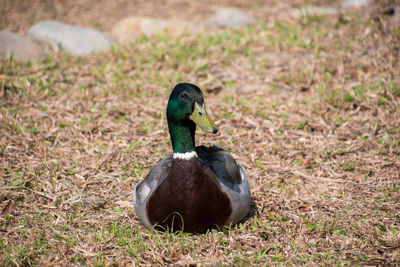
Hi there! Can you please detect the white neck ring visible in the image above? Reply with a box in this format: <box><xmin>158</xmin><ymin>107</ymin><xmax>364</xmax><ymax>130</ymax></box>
<box><xmin>173</xmin><ymin>151</ymin><xmax>198</xmax><ymax>160</ymax></box>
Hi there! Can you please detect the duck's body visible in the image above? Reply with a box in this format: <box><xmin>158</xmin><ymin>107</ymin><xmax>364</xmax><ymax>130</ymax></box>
<box><xmin>134</xmin><ymin>146</ymin><xmax>250</xmax><ymax>233</ymax></box>
<box><xmin>133</xmin><ymin>83</ymin><xmax>250</xmax><ymax>233</ymax></box>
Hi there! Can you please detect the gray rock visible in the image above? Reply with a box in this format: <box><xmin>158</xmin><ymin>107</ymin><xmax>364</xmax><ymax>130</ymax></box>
<box><xmin>0</xmin><ymin>30</ymin><xmax>48</xmax><ymax>62</ymax></box>
<box><xmin>205</xmin><ymin>7</ymin><xmax>256</xmax><ymax>29</ymax></box>
<box><xmin>341</xmin><ymin>0</ymin><xmax>370</xmax><ymax>9</ymax></box>
<box><xmin>28</xmin><ymin>20</ymin><xmax>112</xmax><ymax>56</ymax></box>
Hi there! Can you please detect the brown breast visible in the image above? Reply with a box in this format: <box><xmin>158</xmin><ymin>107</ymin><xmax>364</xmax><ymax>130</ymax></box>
<box><xmin>146</xmin><ymin>157</ymin><xmax>232</xmax><ymax>233</ymax></box>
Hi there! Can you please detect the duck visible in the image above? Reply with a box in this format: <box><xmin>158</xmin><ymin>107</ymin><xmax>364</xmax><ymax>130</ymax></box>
<box><xmin>133</xmin><ymin>83</ymin><xmax>250</xmax><ymax>233</ymax></box>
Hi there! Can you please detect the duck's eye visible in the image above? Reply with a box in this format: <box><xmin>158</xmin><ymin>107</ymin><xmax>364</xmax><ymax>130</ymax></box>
<box><xmin>179</xmin><ymin>93</ymin><xmax>186</xmax><ymax>99</ymax></box>
<box><xmin>198</xmin><ymin>111</ymin><xmax>203</xmax><ymax>116</ymax></box>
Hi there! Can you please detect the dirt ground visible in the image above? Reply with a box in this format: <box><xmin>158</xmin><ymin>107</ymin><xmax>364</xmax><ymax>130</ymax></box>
<box><xmin>1</xmin><ymin>0</ymin><xmax>400</xmax><ymax>266</ymax></box>
<box><xmin>2</xmin><ymin>0</ymin><xmax>336</xmax><ymax>33</ymax></box>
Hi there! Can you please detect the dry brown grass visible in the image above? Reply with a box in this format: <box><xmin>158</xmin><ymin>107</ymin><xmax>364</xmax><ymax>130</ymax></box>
<box><xmin>1</xmin><ymin>0</ymin><xmax>400</xmax><ymax>266</ymax></box>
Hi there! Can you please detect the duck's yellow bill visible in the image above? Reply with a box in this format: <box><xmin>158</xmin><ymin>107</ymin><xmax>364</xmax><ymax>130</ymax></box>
<box><xmin>190</xmin><ymin>102</ymin><xmax>219</xmax><ymax>134</ymax></box>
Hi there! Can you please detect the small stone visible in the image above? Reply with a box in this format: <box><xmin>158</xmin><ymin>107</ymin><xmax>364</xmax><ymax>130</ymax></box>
<box><xmin>112</xmin><ymin>16</ymin><xmax>198</xmax><ymax>45</ymax></box>
<box><xmin>240</xmin><ymin>84</ymin><xmax>259</xmax><ymax>93</ymax></box>
<box><xmin>390</xmin><ymin>7</ymin><xmax>400</xmax><ymax>28</ymax></box>
<box><xmin>0</xmin><ymin>30</ymin><xmax>48</xmax><ymax>62</ymax></box>
<box><xmin>205</xmin><ymin>7</ymin><xmax>256</xmax><ymax>29</ymax></box>
<box><xmin>341</xmin><ymin>0</ymin><xmax>370</xmax><ymax>9</ymax></box>
<box><xmin>288</xmin><ymin>6</ymin><xmax>338</xmax><ymax>18</ymax></box>
<box><xmin>0</xmin><ymin>200</ymin><xmax>16</xmax><ymax>217</ymax></box>
<box><xmin>28</xmin><ymin>20</ymin><xmax>112</xmax><ymax>56</ymax></box>
<box><xmin>36</xmin><ymin>109</ymin><xmax>51</xmax><ymax>119</ymax></box>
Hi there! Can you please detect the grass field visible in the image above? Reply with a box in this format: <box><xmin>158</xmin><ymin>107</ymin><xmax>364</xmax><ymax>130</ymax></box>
<box><xmin>1</xmin><ymin>1</ymin><xmax>400</xmax><ymax>266</ymax></box>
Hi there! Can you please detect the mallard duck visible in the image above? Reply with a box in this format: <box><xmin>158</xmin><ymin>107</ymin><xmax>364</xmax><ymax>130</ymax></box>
<box><xmin>134</xmin><ymin>83</ymin><xmax>250</xmax><ymax>233</ymax></box>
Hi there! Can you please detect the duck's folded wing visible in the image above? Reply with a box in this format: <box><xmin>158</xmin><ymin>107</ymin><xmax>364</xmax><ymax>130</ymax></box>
<box><xmin>195</xmin><ymin>145</ymin><xmax>242</xmax><ymax>189</ymax></box>
<box><xmin>133</xmin><ymin>155</ymin><xmax>172</xmax><ymax>229</ymax></box>
<box><xmin>196</xmin><ymin>145</ymin><xmax>250</xmax><ymax>224</ymax></box>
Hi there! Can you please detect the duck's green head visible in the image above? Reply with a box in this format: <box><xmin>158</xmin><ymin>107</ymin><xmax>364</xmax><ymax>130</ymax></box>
<box><xmin>167</xmin><ymin>83</ymin><xmax>218</xmax><ymax>133</ymax></box>
<box><xmin>167</xmin><ymin>83</ymin><xmax>218</xmax><ymax>153</ymax></box>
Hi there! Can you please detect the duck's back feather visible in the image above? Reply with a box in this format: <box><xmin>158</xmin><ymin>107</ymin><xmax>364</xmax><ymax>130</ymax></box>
<box><xmin>195</xmin><ymin>145</ymin><xmax>242</xmax><ymax>188</ymax></box>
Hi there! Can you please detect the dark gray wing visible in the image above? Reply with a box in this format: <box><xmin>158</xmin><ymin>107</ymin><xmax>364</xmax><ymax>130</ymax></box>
<box><xmin>133</xmin><ymin>155</ymin><xmax>172</xmax><ymax>230</ymax></box>
<box><xmin>141</xmin><ymin>155</ymin><xmax>172</xmax><ymax>186</ymax></box>
<box><xmin>195</xmin><ymin>145</ymin><xmax>242</xmax><ymax>190</ymax></box>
